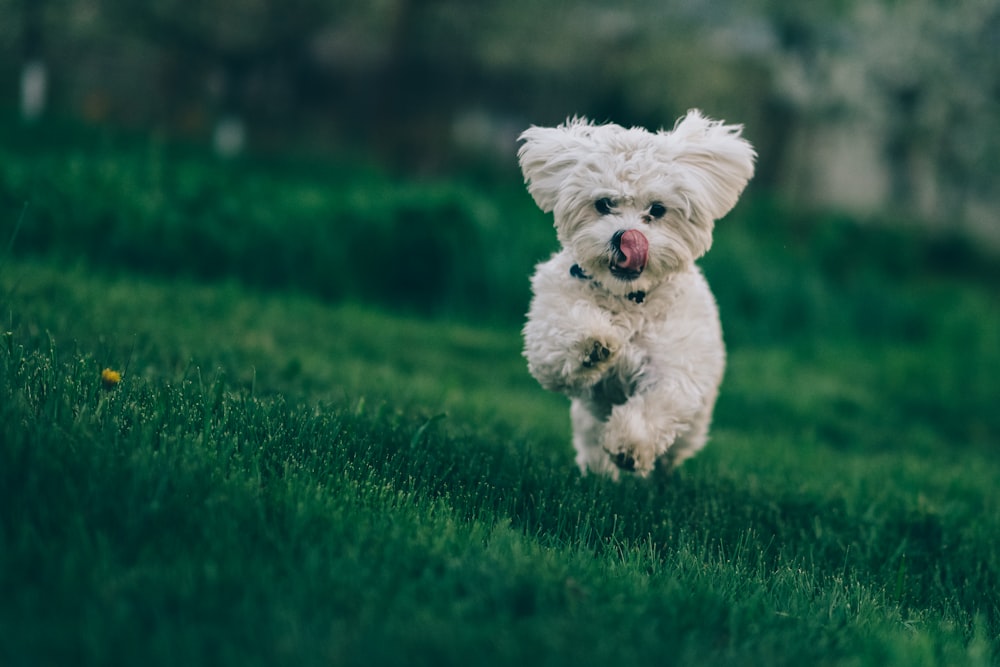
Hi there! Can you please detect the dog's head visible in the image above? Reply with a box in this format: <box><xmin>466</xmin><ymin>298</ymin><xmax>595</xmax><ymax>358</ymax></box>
<box><xmin>518</xmin><ymin>110</ymin><xmax>755</xmax><ymax>296</ymax></box>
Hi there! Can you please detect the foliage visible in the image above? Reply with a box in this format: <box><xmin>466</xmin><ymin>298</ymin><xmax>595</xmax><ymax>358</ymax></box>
<box><xmin>0</xmin><ymin>129</ymin><xmax>553</xmax><ymax>321</ymax></box>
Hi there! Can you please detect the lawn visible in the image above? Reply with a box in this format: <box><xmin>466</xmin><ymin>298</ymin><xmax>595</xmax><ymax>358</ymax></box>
<box><xmin>1</xmin><ymin>129</ymin><xmax>998</xmax><ymax>666</ymax></box>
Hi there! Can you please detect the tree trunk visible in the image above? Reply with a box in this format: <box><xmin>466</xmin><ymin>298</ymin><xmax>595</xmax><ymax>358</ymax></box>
<box><xmin>21</xmin><ymin>0</ymin><xmax>46</xmax><ymax>121</ymax></box>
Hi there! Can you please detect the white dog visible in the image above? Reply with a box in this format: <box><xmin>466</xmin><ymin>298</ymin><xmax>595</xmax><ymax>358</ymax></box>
<box><xmin>518</xmin><ymin>110</ymin><xmax>755</xmax><ymax>478</ymax></box>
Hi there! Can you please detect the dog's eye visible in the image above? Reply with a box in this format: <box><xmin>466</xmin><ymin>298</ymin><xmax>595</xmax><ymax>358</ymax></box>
<box><xmin>649</xmin><ymin>203</ymin><xmax>667</xmax><ymax>219</ymax></box>
<box><xmin>595</xmin><ymin>198</ymin><xmax>615</xmax><ymax>215</ymax></box>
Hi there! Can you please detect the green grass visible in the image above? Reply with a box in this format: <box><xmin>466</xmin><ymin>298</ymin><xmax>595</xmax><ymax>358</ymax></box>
<box><xmin>1</xmin><ymin>129</ymin><xmax>999</xmax><ymax>665</ymax></box>
<box><xmin>2</xmin><ymin>258</ymin><xmax>998</xmax><ymax>667</ymax></box>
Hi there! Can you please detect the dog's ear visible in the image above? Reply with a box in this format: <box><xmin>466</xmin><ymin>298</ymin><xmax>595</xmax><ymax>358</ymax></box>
<box><xmin>661</xmin><ymin>110</ymin><xmax>756</xmax><ymax>223</ymax></box>
<box><xmin>517</xmin><ymin>118</ymin><xmax>593</xmax><ymax>212</ymax></box>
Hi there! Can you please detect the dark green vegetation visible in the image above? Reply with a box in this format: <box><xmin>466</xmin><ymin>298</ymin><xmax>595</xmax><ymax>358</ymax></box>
<box><xmin>1</xmin><ymin>128</ymin><xmax>998</xmax><ymax>666</ymax></box>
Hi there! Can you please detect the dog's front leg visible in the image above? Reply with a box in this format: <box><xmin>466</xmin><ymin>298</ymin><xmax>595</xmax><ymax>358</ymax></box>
<box><xmin>523</xmin><ymin>300</ymin><xmax>625</xmax><ymax>396</ymax></box>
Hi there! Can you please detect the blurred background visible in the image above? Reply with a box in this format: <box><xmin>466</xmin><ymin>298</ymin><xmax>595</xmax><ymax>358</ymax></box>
<box><xmin>3</xmin><ymin>0</ymin><xmax>999</xmax><ymax>248</ymax></box>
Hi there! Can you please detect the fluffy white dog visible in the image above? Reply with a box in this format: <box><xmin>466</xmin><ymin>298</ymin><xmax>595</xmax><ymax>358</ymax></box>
<box><xmin>518</xmin><ymin>110</ymin><xmax>755</xmax><ymax>478</ymax></box>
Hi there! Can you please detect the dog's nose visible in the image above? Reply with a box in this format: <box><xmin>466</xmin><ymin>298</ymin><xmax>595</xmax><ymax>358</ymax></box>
<box><xmin>610</xmin><ymin>229</ymin><xmax>648</xmax><ymax>275</ymax></box>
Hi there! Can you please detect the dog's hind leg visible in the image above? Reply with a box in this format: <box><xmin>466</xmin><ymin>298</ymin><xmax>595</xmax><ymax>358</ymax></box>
<box><xmin>570</xmin><ymin>399</ymin><xmax>619</xmax><ymax>479</ymax></box>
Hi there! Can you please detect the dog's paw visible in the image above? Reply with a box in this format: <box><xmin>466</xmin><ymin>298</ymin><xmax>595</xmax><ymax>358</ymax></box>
<box><xmin>565</xmin><ymin>336</ymin><xmax>621</xmax><ymax>390</ymax></box>
<box><xmin>581</xmin><ymin>340</ymin><xmax>613</xmax><ymax>368</ymax></box>
<box><xmin>578</xmin><ymin>331</ymin><xmax>624</xmax><ymax>372</ymax></box>
<box><xmin>601</xmin><ymin>404</ymin><xmax>667</xmax><ymax>477</ymax></box>
<box><xmin>603</xmin><ymin>440</ymin><xmax>655</xmax><ymax>477</ymax></box>
<box><xmin>610</xmin><ymin>451</ymin><xmax>637</xmax><ymax>472</ymax></box>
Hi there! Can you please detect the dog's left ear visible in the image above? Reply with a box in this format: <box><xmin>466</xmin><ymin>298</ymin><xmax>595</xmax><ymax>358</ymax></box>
<box><xmin>661</xmin><ymin>110</ymin><xmax>757</xmax><ymax>223</ymax></box>
<box><xmin>517</xmin><ymin>118</ymin><xmax>593</xmax><ymax>212</ymax></box>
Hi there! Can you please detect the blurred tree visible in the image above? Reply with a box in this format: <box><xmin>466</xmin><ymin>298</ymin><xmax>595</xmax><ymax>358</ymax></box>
<box><xmin>19</xmin><ymin>0</ymin><xmax>48</xmax><ymax>121</ymax></box>
<box><xmin>762</xmin><ymin>0</ymin><xmax>999</xmax><ymax>234</ymax></box>
<box><xmin>371</xmin><ymin>0</ymin><xmax>467</xmax><ymax>168</ymax></box>
<box><xmin>355</xmin><ymin>0</ymin><xmax>741</xmax><ymax>168</ymax></box>
<box><xmin>115</xmin><ymin>0</ymin><xmax>336</xmax><ymax>155</ymax></box>
<box><xmin>853</xmin><ymin>0</ymin><xmax>1000</xmax><ymax>227</ymax></box>
<box><xmin>752</xmin><ymin>0</ymin><xmax>863</xmax><ymax>197</ymax></box>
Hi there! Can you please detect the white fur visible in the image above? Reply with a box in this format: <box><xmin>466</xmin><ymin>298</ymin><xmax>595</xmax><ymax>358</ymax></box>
<box><xmin>519</xmin><ymin>110</ymin><xmax>756</xmax><ymax>478</ymax></box>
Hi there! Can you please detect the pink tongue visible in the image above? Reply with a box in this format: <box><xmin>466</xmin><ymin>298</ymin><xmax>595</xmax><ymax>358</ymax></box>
<box><xmin>616</xmin><ymin>229</ymin><xmax>648</xmax><ymax>272</ymax></box>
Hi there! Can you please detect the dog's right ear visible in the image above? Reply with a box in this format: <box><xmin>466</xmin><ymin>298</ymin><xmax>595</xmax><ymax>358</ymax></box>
<box><xmin>517</xmin><ymin>118</ymin><xmax>592</xmax><ymax>212</ymax></box>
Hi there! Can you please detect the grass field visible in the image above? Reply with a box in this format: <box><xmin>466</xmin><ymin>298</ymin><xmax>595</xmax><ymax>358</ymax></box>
<box><xmin>1</xmin><ymin>127</ymin><xmax>999</xmax><ymax>666</ymax></box>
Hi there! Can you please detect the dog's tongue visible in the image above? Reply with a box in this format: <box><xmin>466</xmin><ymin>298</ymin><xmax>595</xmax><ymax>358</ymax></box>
<box><xmin>615</xmin><ymin>229</ymin><xmax>649</xmax><ymax>273</ymax></box>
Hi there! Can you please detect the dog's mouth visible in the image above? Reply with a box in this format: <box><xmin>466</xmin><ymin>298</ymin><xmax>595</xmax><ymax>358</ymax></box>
<box><xmin>609</xmin><ymin>264</ymin><xmax>642</xmax><ymax>281</ymax></box>
<box><xmin>609</xmin><ymin>229</ymin><xmax>648</xmax><ymax>281</ymax></box>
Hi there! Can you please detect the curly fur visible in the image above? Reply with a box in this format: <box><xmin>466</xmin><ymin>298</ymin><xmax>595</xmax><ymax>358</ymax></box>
<box><xmin>519</xmin><ymin>110</ymin><xmax>756</xmax><ymax>478</ymax></box>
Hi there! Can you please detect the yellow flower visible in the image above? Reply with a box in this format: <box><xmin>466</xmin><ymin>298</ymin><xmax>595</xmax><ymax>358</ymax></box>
<box><xmin>101</xmin><ymin>368</ymin><xmax>122</xmax><ymax>390</ymax></box>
